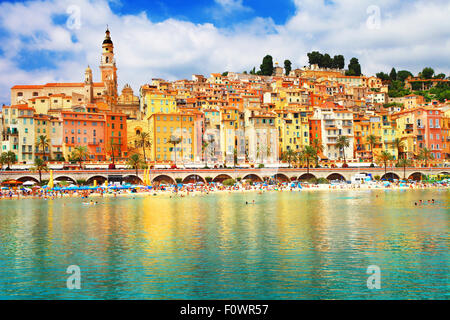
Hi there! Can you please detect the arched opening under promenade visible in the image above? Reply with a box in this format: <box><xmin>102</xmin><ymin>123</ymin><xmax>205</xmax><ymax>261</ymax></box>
<box><xmin>183</xmin><ymin>175</ymin><xmax>206</xmax><ymax>184</ymax></box>
<box><xmin>152</xmin><ymin>175</ymin><xmax>175</xmax><ymax>185</ymax></box>
<box><xmin>298</xmin><ymin>173</ymin><xmax>317</xmax><ymax>182</ymax></box>
<box><xmin>213</xmin><ymin>174</ymin><xmax>233</xmax><ymax>183</ymax></box>
<box><xmin>273</xmin><ymin>173</ymin><xmax>290</xmax><ymax>183</ymax></box>
<box><xmin>123</xmin><ymin>175</ymin><xmax>143</xmax><ymax>185</ymax></box>
<box><xmin>242</xmin><ymin>174</ymin><xmax>263</xmax><ymax>183</ymax></box>
<box><xmin>327</xmin><ymin>173</ymin><xmax>346</xmax><ymax>181</ymax></box>
<box><xmin>408</xmin><ymin>172</ymin><xmax>423</xmax><ymax>182</ymax></box>
<box><xmin>54</xmin><ymin>176</ymin><xmax>77</xmax><ymax>184</ymax></box>
<box><xmin>381</xmin><ymin>172</ymin><xmax>400</xmax><ymax>181</ymax></box>
<box><xmin>86</xmin><ymin>175</ymin><xmax>107</xmax><ymax>185</ymax></box>
<box><xmin>17</xmin><ymin>176</ymin><xmax>40</xmax><ymax>184</ymax></box>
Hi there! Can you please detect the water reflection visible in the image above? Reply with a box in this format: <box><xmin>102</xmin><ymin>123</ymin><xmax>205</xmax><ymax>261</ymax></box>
<box><xmin>0</xmin><ymin>189</ymin><xmax>448</xmax><ymax>299</ymax></box>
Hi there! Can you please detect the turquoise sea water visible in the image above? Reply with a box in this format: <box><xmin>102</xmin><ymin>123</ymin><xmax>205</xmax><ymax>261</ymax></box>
<box><xmin>0</xmin><ymin>189</ymin><xmax>449</xmax><ymax>300</ymax></box>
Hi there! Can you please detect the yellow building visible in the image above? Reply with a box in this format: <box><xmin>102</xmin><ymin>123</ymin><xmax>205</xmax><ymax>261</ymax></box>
<box><xmin>142</xmin><ymin>89</ymin><xmax>177</xmax><ymax>119</ymax></box>
<box><xmin>276</xmin><ymin>110</ymin><xmax>310</xmax><ymax>155</ymax></box>
<box><xmin>149</xmin><ymin>113</ymin><xmax>196</xmax><ymax>163</ymax></box>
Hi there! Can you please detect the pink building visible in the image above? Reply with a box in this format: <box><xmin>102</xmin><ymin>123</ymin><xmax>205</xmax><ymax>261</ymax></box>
<box><xmin>61</xmin><ymin>111</ymin><xmax>107</xmax><ymax>161</ymax></box>
<box><xmin>415</xmin><ymin>108</ymin><xmax>443</xmax><ymax>160</ymax></box>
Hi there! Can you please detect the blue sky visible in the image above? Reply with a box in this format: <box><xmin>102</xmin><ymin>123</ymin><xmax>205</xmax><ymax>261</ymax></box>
<box><xmin>0</xmin><ymin>0</ymin><xmax>449</xmax><ymax>105</ymax></box>
<box><xmin>107</xmin><ymin>0</ymin><xmax>297</xmax><ymax>26</ymax></box>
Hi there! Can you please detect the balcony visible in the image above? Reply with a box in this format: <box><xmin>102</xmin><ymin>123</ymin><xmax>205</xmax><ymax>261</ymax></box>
<box><xmin>405</xmin><ymin>124</ymin><xmax>413</xmax><ymax>130</ymax></box>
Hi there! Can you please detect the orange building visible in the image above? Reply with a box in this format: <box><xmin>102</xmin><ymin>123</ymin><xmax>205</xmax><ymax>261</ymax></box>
<box><xmin>105</xmin><ymin>112</ymin><xmax>128</xmax><ymax>161</ymax></box>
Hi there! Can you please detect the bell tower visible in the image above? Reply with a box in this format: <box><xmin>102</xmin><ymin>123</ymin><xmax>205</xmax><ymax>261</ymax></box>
<box><xmin>84</xmin><ymin>65</ymin><xmax>93</xmax><ymax>103</ymax></box>
<box><xmin>99</xmin><ymin>27</ymin><xmax>118</xmax><ymax>106</ymax></box>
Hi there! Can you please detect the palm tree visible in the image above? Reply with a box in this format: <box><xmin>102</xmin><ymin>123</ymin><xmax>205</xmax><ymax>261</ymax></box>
<box><xmin>71</xmin><ymin>146</ymin><xmax>89</xmax><ymax>169</ymax></box>
<box><xmin>127</xmin><ymin>153</ymin><xmax>144</xmax><ymax>176</ymax></box>
<box><xmin>283</xmin><ymin>149</ymin><xmax>296</xmax><ymax>168</ymax></box>
<box><xmin>336</xmin><ymin>136</ymin><xmax>350</xmax><ymax>164</ymax></box>
<box><xmin>300</xmin><ymin>146</ymin><xmax>317</xmax><ymax>174</ymax></box>
<box><xmin>135</xmin><ymin>131</ymin><xmax>152</xmax><ymax>162</ymax></box>
<box><xmin>169</xmin><ymin>135</ymin><xmax>182</xmax><ymax>164</ymax></box>
<box><xmin>397</xmin><ymin>158</ymin><xmax>412</xmax><ymax>180</ymax></box>
<box><xmin>392</xmin><ymin>137</ymin><xmax>405</xmax><ymax>162</ymax></box>
<box><xmin>0</xmin><ymin>151</ymin><xmax>17</xmax><ymax>169</ymax></box>
<box><xmin>36</xmin><ymin>135</ymin><xmax>50</xmax><ymax>161</ymax></box>
<box><xmin>107</xmin><ymin>137</ymin><xmax>117</xmax><ymax>164</ymax></box>
<box><xmin>377</xmin><ymin>150</ymin><xmax>393</xmax><ymax>177</ymax></box>
<box><xmin>418</xmin><ymin>147</ymin><xmax>433</xmax><ymax>167</ymax></box>
<box><xmin>202</xmin><ymin>140</ymin><xmax>209</xmax><ymax>166</ymax></box>
<box><xmin>32</xmin><ymin>157</ymin><xmax>48</xmax><ymax>185</ymax></box>
<box><xmin>367</xmin><ymin>134</ymin><xmax>377</xmax><ymax>166</ymax></box>
<box><xmin>207</xmin><ymin>136</ymin><xmax>215</xmax><ymax>162</ymax></box>
<box><xmin>311</xmin><ymin>138</ymin><xmax>324</xmax><ymax>166</ymax></box>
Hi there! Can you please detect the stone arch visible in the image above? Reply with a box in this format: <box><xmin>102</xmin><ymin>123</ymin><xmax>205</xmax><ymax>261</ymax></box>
<box><xmin>381</xmin><ymin>172</ymin><xmax>400</xmax><ymax>181</ymax></box>
<box><xmin>273</xmin><ymin>173</ymin><xmax>290</xmax><ymax>182</ymax></box>
<box><xmin>54</xmin><ymin>176</ymin><xmax>77</xmax><ymax>184</ymax></box>
<box><xmin>213</xmin><ymin>174</ymin><xmax>233</xmax><ymax>183</ymax></box>
<box><xmin>123</xmin><ymin>175</ymin><xmax>143</xmax><ymax>185</ymax></box>
<box><xmin>152</xmin><ymin>175</ymin><xmax>175</xmax><ymax>185</ymax></box>
<box><xmin>439</xmin><ymin>171</ymin><xmax>449</xmax><ymax>176</ymax></box>
<box><xmin>183</xmin><ymin>174</ymin><xmax>206</xmax><ymax>184</ymax></box>
<box><xmin>298</xmin><ymin>173</ymin><xmax>317</xmax><ymax>181</ymax></box>
<box><xmin>327</xmin><ymin>173</ymin><xmax>346</xmax><ymax>181</ymax></box>
<box><xmin>86</xmin><ymin>175</ymin><xmax>108</xmax><ymax>185</ymax></box>
<box><xmin>17</xmin><ymin>176</ymin><xmax>40</xmax><ymax>184</ymax></box>
<box><xmin>408</xmin><ymin>172</ymin><xmax>423</xmax><ymax>181</ymax></box>
<box><xmin>242</xmin><ymin>174</ymin><xmax>263</xmax><ymax>182</ymax></box>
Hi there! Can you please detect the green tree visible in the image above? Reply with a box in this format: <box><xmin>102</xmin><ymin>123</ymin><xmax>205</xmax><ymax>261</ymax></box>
<box><xmin>70</xmin><ymin>146</ymin><xmax>89</xmax><ymax>169</ymax></box>
<box><xmin>300</xmin><ymin>146</ymin><xmax>317</xmax><ymax>174</ymax></box>
<box><xmin>397</xmin><ymin>70</ymin><xmax>413</xmax><ymax>82</ymax></box>
<box><xmin>311</xmin><ymin>138</ymin><xmax>324</xmax><ymax>166</ymax></box>
<box><xmin>377</xmin><ymin>150</ymin><xmax>393</xmax><ymax>177</ymax></box>
<box><xmin>127</xmin><ymin>153</ymin><xmax>144</xmax><ymax>176</ymax></box>
<box><xmin>282</xmin><ymin>149</ymin><xmax>296</xmax><ymax>168</ymax></box>
<box><xmin>420</xmin><ymin>67</ymin><xmax>434</xmax><ymax>79</ymax></box>
<box><xmin>366</xmin><ymin>134</ymin><xmax>378</xmax><ymax>165</ymax></box>
<box><xmin>222</xmin><ymin>71</ymin><xmax>228</xmax><ymax>76</ymax></box>
<box><xmin>434</xmin><ymin>73</ymin><xmax>446</xmax><ymax>79</ymax></box>
<box><xmin>135</xmin><ymin>131</ymin><xmax>152</xmax><ymax>162</ymax></box>
<box><xmin>284</xmin><ymin>59</ymin><xmax>292</xmax><ymax>75</ymax></box>
<box><xmin>346</xmin><ymin>57</ymin><xmax>361</xmax><ymax>76</ymax></box>
<box><xmin>321</xmin><ymin>53</ymin><xmax>332</xmax><ymax>69</ymax></box>
<box><xmin>36</xmin><ymin>135</ymin><xmax>50</xmax><ymax>161</ymax></box>
<box><xmin>307</xmin><ymin>51</ymin><xmax>323</xmax><ymax>66</ymax></box>
<box><xmin>376</xmin><ymin>72</ymin><xmax>390</xmax><ymax>81</ymax></box>
<box><xmin>169</xmin><ymin>135</ymin><xmax>182</xmax><ymax>164</ymax></box>
<box><xmin>32</xmin><ymin>157</ymin><xmax>48</xmax><ymax>184</ymax></box>
<box><xmin>392</xmin><ymin>137</ymin><xmax>405</xmax><ymax>162</ymax></box>
<box><xmin>397</xmin><ymin>158</ymin><xmax>412</xmax><ymax>180</ymax></box>
<box><xmin>336</xmin><ymin>136</ymin><xmax>350</xmax><ymax>164</ymax></box>
<box><xmin>332</xmin><ymin>55</ymin><xmax>345</xmax><ymax>69</ymax></box>
<box><xmin>260</xmin><ymin>55</ymin><xmax>274</xmax><ymax>76</ymax></box>
<box><xmin>417</xmin><ymin>147</ymin><xmax>434</xmax><ymax>167</ymax></box>
<box><xmin>0</xmin><ymin>151</ymin><xmax>17</xmax><ymax>169</ymax></box>
<box><xmin>389</xmin><ymin>68</ymin><xmax>397</xmax><ymax>81</ymax></box>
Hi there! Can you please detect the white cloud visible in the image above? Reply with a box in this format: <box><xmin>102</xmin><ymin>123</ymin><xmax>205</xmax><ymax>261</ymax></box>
<box><xmin>214</xmin><ymin>0</ymin><xmax>251</xmax><ymax>13</ymax></box>
<box><xmin>0</xmin><ymin>0</ymin><xmax>449</xmax><ymax>104</ymax></box>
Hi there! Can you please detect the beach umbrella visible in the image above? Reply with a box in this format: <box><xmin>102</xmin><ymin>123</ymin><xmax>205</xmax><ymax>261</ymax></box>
<box><xmin>23</xmin><ymin>181</ymin><xmax>36</xmax><ymax>186</ymax></box>
<box><xmin>93</xmin><ymin>179</ymin><xmax>97</xmax><ymax>187</ymax></box>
